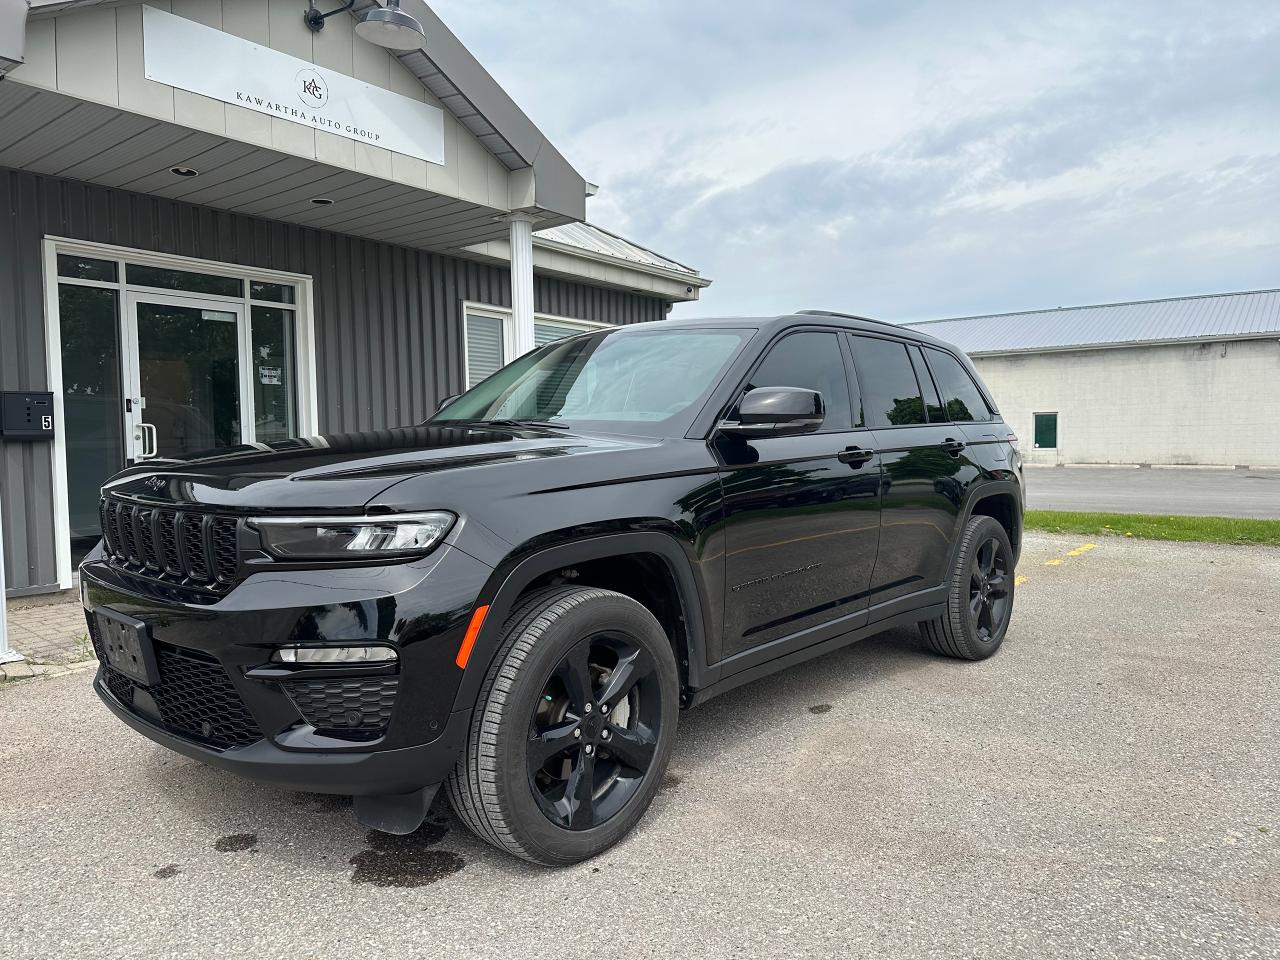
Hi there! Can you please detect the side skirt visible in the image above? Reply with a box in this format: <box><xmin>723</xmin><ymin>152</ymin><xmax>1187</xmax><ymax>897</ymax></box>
<box><xmin>684</xmin><ymin>601</ymin><xmax>944</xmax><ymax>708</ymax></box>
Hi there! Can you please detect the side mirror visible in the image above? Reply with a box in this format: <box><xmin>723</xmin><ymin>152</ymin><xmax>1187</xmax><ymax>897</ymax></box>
<box><xmin>718</xmin><ymin>386</ymin><xmax>824</xmax><ymax>438</ymax></box>
<box><xmin>435</xmin><ymin>394</ymin><xmax>460</xmax><ymax>414</ymax></box>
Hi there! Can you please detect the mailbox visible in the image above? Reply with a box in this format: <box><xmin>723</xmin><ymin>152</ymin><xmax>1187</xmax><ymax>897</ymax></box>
<box><xmin>0</xmin><ymin>391</ymin><xmax>56</xmax><ymax>440</ymax></box>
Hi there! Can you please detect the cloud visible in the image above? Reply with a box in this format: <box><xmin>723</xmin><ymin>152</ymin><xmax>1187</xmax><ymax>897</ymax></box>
<box><xmin>432</xmin><ymin>0</ymin><xmax>1280</xmax><ymax>320</ymax></box>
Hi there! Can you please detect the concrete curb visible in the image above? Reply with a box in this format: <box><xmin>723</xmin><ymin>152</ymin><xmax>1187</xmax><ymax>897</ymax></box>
<box><xmin>0</xmin><ymin>657</ymin><xmax>97</xmax><ymax>684</ymax></box>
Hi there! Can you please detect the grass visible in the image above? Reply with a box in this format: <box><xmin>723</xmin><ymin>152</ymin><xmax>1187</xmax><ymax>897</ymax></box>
<box><xmin>1025</xmin><ymin>510</ymin><xmax>1280</xmax><ymax>547</ymax></box>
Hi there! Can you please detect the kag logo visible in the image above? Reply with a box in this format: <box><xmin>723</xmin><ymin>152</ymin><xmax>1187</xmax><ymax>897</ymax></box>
<box><xmin>296</xmin><ymin>69</ymin><xmax>329</xmax><ymax>108</ymax></box>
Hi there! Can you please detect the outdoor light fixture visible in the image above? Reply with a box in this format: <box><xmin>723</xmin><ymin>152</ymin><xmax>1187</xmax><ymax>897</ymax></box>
<box><xmin>305</xmin><ymin>1</ymin><xmax>426</xmax><ymax>51</ymax></box>
<box><xmin>169</xmin><ymin>166</ymin><xmax>199</xmax><ymax>178</ymax></box>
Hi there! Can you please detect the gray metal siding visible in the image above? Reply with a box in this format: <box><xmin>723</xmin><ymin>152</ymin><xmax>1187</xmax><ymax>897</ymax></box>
<box><xmin>0</xmin><ymin>167</ymin><xmax>668</xmax><ymax>593</ymax></box>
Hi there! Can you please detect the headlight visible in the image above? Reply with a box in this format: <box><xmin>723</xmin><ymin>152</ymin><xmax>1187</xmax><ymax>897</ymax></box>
<box><xmin>251</xmin><ymin>511</ymin><xmax>455</xmax><ymax>560</ymax></box>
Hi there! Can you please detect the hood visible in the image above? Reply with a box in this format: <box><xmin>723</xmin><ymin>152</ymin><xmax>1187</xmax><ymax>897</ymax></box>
<box><xmin>103</xmin><ymin>423</ymin><xmax>657</xmax><ymax>513</ymax></box>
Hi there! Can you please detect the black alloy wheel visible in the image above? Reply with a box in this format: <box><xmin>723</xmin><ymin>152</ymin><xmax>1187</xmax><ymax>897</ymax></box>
<box><xmin>527</xmin><ymin>633</ymin><xmax>663</xmax><ymax>830</ymax></box>
<box><xmin>968</xmin><ymin>535</ymin><xmax>1011</xmax><ymax>643</ymax></box>
<box><xmin>446</xmin><ymin>587</ymin><xmax>679</xmax><ymax>865</ymax></box>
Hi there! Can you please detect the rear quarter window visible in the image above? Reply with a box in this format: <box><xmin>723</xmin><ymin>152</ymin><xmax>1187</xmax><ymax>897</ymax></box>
<box><xmin>924</xmin><ymin>347</ymin><xmax>993</xmax><ymax>423</ymax></box>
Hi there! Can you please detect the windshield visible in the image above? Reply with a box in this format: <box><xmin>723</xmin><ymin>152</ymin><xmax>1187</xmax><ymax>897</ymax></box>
<box><xmin>430</xmin><ymin>327</ymin><xmax>752</xmax><ymax>436</ymax></box>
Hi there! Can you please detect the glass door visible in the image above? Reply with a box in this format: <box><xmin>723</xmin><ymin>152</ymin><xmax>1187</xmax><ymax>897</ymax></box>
<box><xmin>123</xmin><ymin>293</ymin><xmax>246</xmax><ymax>461</ymax></box>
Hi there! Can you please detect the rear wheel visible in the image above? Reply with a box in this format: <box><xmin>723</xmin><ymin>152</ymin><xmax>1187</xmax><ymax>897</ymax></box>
<box><xmin>920</xmin><ymin>514</ymin><xmax>1015</xmax><ymax>660</ymax></box>
<box><xmin>445</xmin><ymin>587</ymin><xmax>679</xmax><ymax>865</ymax></box>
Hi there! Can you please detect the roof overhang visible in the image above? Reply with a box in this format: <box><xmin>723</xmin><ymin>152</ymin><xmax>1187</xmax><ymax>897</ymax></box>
<box><xmin>0</xmin><ymin>81</ymin><xmax>516</xmax><ymax>251</ymax></box>
<box><xmin>8</xmin><ymin>0</ymin><xmax>588</xmax><ymax>224</ymax></box>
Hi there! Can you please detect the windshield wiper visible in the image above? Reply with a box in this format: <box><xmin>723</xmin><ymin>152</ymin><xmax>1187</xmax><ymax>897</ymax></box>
<box><xmin>472</xmin><ymin>418</ymin><xmax>571</xmax><ymax>431</ymax></box>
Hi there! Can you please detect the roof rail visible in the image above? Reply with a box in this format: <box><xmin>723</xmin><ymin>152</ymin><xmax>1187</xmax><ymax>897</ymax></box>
<box><xmin>797</xmin><ymin>309</ymin><xmax>899</xmax><ymax>328</ymax></box>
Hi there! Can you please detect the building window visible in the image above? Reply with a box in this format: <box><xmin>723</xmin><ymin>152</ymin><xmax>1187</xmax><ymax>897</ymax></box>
<box><xmin>463</xmin><ymin>304</ymin><xmax>609</xmax><ymax>388</ymax></box>
<box><xmin>1034</xmin><ymin>412</ymin><xmax>1058</xmax><ymax>449</ymax></box>
<box><xmin>48</xmin><ymin>240</ymin><xmax>314</xmax><ymax>573</ymax></box>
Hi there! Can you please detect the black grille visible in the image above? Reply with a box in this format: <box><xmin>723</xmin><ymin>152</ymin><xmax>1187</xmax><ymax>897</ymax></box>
<box><xmin>100</xmin><ymin>497</ymin><xmax>239</xmax><ymax>593</ymax></box>
<box><xmin>285</xmin><ymin>677</ymin><xmax>399</xmax><ymax>738</ymax></box>
<box><xmin>90</xmin><ymin>614</ymin><xmax>262</xmax><ymax>750</ymax></box>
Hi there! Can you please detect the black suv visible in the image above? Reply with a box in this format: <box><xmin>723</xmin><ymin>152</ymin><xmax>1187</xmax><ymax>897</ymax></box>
<box><xmin>83</xmin><ymin>311</ymin><xmax>1023</xmax><ymax>865</ymax></box>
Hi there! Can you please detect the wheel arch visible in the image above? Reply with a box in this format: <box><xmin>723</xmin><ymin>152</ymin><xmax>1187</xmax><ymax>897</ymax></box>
<box><xmin>451</xmin><ymin>532</ymin><xmax>711</xmax><ymax>713</ymax></box>
<box><xmin>960</xmin><ymin>480</ymin><xmax>1023</xmax><ymax>562</ymax></box>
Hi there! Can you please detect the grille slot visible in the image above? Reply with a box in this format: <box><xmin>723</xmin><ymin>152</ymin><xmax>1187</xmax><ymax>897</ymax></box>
<box><xmin>90</xmin><ymin>614</ymin><xmax>262</xmax><ymax>750</ymax></box>
<box><xmin>98</xmin><ymin>496</ymin><xmax>240</xmax><ymax>593</ymax></box>
<box><xmin>285</xmin><ymin>677</ymin><xmax>399</xmax><ymax>738</ymax></box>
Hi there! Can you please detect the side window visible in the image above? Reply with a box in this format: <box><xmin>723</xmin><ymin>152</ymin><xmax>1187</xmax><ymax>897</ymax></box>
<box><xmin>746</xmin><ymin>331</ymin><xmax>853</xmax><ymax>430</ymax></box>
<box><xmin>908</xmin><ymin>345</ymin><xmax>947</xmax><ymax>422</ymax></box>
<box><xmin>848</xmin><ymin>335</ymin><xmax>926</xmax><ymax>427</ymax></box>
<box><xmin>925</xmin><ymin>347</ymin><xmax>992</xmax><ymax>423</ymax></box>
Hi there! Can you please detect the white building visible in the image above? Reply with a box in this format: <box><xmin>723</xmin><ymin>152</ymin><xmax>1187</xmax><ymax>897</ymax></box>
<box><xmin>905</xmin><ymin>289</ymin><xmax>1280</xmax><ymax>468</ymax></box>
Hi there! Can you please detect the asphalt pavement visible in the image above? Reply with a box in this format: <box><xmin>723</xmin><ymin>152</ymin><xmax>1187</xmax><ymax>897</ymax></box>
<box><xmin>1</xmin><ymin>532</ymin><xmax>1276</xmax><ymax>959</ymax></box>
<box><xmin>1025</xmin><ymin>465</ymin><xmax>1280</xmax><ymax>518</ymax></box>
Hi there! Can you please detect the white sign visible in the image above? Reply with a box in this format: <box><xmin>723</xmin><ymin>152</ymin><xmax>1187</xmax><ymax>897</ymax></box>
<box><xmin>143</xmin><ymin>6</ymin><xmax>445</xmax><ymax>166</ymax></box>
<box><xmin>259</xmin><ymin>366</ymin><xmax>282</xmax><ymax>386</ymax></box>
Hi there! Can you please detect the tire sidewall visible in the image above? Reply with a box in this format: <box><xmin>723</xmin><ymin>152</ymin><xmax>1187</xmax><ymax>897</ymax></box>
<box><xmin>490</xmin><ymin>593</ymin><xmax>679</xmax><ymax>864</ymax></box>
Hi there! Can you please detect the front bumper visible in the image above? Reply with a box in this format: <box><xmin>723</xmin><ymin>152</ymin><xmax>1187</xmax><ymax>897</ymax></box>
<box><xmin>95</xmin><ymin>671</ymin><xmax>470</xmax><ymax>795</ymax></box>
<box><xmin>81</xmin><ymin>542</ymin><xmax>493</xmax><ymax>796</ymax></box>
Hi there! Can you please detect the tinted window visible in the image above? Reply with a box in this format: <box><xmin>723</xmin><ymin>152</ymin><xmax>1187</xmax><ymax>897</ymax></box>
<box><xmin>849</xmin><ymin>336</ymin><xmax>925</xmax><ymax>426</ymax></box>
<box><xmin>435</xmin><ymin>328</ymin><xmax>750</xmax><ymax>437</ymax></box>
<box><xmin>908</xmin><ymin>345</ymin><xmax>946</xmax><ymax>421</ymax></box>
<box><xmin>746</xmin><ymin>332</ymin><xmax>852</xmax><ymax>430</ymax></box>
<box><xmin>925</xmin><ymin>348</ymin><xmax>992</xmax><ymax>422</ymax></box>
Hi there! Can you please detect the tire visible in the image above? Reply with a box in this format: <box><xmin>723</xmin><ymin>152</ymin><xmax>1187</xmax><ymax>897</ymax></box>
<box><xmin>920</xmin><ymin>514</ymin><xmax>1016</xmax><ymax>661</ymax></box>
<box><xmin>445</xmin><ymin>586</ymin><xmax>680</xmax><ymax>865</ymax></box>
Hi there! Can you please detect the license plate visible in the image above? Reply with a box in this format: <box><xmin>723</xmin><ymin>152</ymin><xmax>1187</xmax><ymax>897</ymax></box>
<box><xmin>95</xmin><ymin>607</ymin><xmax>159</xmax><ymax>686</ymax></box>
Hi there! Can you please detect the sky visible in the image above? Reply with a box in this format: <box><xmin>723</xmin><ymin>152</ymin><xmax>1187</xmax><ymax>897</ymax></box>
<box><xmin>431</xmin><ymin>0</ymin><xmax>1280</xmax><ymax>322</ymax></box>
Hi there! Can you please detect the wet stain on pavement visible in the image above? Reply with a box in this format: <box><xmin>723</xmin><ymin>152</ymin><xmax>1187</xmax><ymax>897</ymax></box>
<box><xmin>214</xmin><ymin>833</ymin><xmax>258</xmax><ymax>853</ymax></box>
<box><xmin>349</xmin><ymin>826</ymin><xmax>464</xmax><ymax>887</ymax></box>
<box><xmin>153</xmin><ymin>864</ymin><xmax>181</xmax><ymax>879</ymax></box>
<box><xmin>661</xmin><ymin>772</ymin><xmax>682</xmax><ymax>791</ymax></box>
<box><xmin>808</xmin><ymin>703</ymin><xmax>833</xmax><ymax>714</ymax></box>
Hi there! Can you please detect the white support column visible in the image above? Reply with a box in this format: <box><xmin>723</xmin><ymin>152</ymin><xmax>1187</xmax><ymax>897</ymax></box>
<box><xmin>506</xmin><ymin>213</ymin><xmax>537</xmax><ymax>358</ymax></box>
<box><xmin>0</xmin><ymin>486</ymin><xmax>22</xmax><ymax>665</ymax></box>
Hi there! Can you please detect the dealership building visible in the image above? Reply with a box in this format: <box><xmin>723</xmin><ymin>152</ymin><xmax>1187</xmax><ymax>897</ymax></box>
<box><xmin>0</xmin><ymin>0</ymin><xmax>709</xmax><ymax>601</ymax></box>
<box><xmin>905</xmin><ymin>288</ymin><xmax>1280</xmax><ymax>468</ymax></box>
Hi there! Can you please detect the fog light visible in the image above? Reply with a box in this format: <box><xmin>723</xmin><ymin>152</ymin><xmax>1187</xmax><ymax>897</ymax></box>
<box><xmin>272</xmin><ymin>645</ymin><xmax>398</xmax><ymax>664</ymax></box>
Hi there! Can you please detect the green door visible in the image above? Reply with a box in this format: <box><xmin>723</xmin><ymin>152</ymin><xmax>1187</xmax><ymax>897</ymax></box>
<box><xmin>1033</xmin><ymin>412</ymin><xmax>1058</xmax><ymax>449</ymax></box>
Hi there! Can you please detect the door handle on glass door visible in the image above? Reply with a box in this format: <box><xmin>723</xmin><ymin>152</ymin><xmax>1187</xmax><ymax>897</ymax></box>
<box><xmin>837</xmin><ymin>445</ymin><xmax>875</xmax><ymax>467</ymax></box>
<box><xmin>137</xmin><ymin>422</ymin><xmax>158</xmax><ymax>459</ymax></box>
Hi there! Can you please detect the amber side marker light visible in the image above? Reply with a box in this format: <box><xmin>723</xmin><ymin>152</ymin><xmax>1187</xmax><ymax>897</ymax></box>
<box><xmin>455</xmin><ymin>605</ymin><xmax>490</xmax><ymax>669</ymax></box>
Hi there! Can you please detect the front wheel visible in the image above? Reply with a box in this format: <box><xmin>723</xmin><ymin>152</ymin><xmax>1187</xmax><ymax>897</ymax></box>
<box><xmin>920</xmin><ymin>514</ymin><xmax>1015</xmax><ymax>660</ymax></box>
<box><xmin>446</xmin><ymin>587</ymin><xmax>680</xmax><ymax>865</ymax></box>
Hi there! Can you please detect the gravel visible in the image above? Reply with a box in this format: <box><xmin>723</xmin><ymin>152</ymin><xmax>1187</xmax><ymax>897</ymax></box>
<box><xmin>1</xmin><ymin>532</ymin><xmax>1276</xmax><ymax>959</ymax></box>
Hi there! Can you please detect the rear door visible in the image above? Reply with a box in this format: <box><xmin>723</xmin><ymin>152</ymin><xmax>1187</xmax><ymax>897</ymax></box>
<box><xmin>715</xmin><ymin>329</ymin><xmax>882</xmax><ymax>662</ymax></box>
<box><xmin>847</xmin><ymin>334</ymin><xmax>985</xmax><ymax>617</ymax></box>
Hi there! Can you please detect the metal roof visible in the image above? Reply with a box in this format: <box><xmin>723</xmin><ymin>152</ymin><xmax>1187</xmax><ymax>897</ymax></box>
<box><xmin>903</xmin><ymin>288</ymin><xmax>1280</xmax><ymax>355</ymax></box>
<box><xmin>535</xmin><ymin>222</ymin><xmax>705</xmax><ymax>280</ymax></box>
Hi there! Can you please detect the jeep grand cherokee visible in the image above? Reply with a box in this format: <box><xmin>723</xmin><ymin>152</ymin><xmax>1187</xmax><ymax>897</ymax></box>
<box><xmin>82</xmin><ymin>310</ymin><xmax>1023</xmax><ymax>865</ymax></box>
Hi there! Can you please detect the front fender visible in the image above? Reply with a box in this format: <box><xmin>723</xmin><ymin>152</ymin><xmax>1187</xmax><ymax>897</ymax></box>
<box><xmin>449</xmin><ymin>529</ymin><xmax>714</xmax><ymax>713</ymax></box>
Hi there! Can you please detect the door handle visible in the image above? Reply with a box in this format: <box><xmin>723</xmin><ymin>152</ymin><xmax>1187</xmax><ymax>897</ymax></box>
<box><xmin>137</xmin><ymin>422</ymin><xmax>158</xmax><ymax>459</ymax></box>
<box><xmin>941</xmin><ymin>437</ymin><xmax>966</xmax><ymax>456</ymax></box>
<box><xmin>837</xmin><ymin>445</ymin><xmax>876</xmax><ymax>467</ymax></box>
